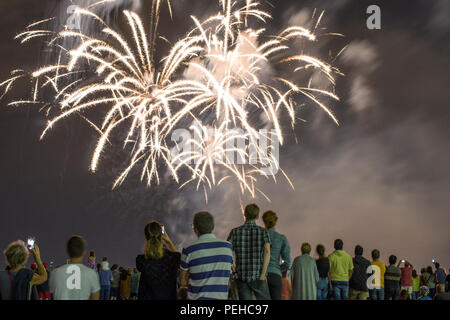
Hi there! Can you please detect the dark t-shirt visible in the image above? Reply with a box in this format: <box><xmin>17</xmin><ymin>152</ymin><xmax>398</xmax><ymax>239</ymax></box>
<box><xmin>136</xmin><ymin>250</ymin><xmax>181</xmax><ymax>300</ymax></box>
<box><xmin>316</xmin><ymin>257</ymin><xmax>330</xmax><ymax>278</ymax></box>
<box><xmin>350</xmin><ymin>255</ymin><xmax>371</xmax><ymax>292</ymax></box>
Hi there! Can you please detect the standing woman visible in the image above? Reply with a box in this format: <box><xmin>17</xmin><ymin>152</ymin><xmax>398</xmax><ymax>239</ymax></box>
<box><xmin>136</xmin><ymin>221</ymin><xmax>180</xmax><ymax>300</ymax></box>
<box><xmin>119</xmin><ymin>268</ymin><xmax>131</xmax><ymax>300</ymax></box>
<box><xmin>315</xmin><ymin>244</ymin><xmax>330</xmax><ymax>300</ymax></box>
<box><xmin>262</xmin><ymin>210</ymin><xmax>291</xmax><ymax>300</ymax></box>
<box><xmin>0</xmin><ymin>241</ymin><xmax>47</xmax><ymax>300</ymax></box>
<box><xmin>423</xmin><ymin>266</ymin><xmax>437</xmax><ymax>298</ymax></box>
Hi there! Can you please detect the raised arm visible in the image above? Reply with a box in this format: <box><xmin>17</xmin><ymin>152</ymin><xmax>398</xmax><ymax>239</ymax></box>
<box><xmin>30</xmin><ymin>244</ymin><xmax>47</xmax><ymax>286</ymax></box>
<box><xmin>162</xmin><ymin>232</ymin><xmax>178</xmax><ymax>253</ymax></box>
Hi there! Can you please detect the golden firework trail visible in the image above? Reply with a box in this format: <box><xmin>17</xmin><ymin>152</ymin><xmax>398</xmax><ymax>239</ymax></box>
<box><xmin>1</xmin><ymin>0</ymin><xmax>341</xmax><ymax>198</ymax></box>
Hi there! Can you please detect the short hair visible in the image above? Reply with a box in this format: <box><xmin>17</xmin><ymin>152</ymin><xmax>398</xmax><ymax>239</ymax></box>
<box><xmin>301</xmin><ymin>243</ymin><xmax>311</xmax><ymax>254</ymax></box>
<box><xmin>419</xmin><ymin>286</ymin><xmax>429</xmax><ymax>297</ymax></box>
<box><xmin>244</xmin><ymin>204</ymin><xmax>259</xmax><ymax>220</ymax></box>
<box><xmin>4</xmin><ymin>241</ymin><xmax>29</xmax><ymax>269</ymax></box>
<box><xmin>389</xmin><ymin>255</ymin><xmax>397</xmax><ymax>265</ymax></box>
<box><xmin>355</xmin><ymin>245</ymin><xmax>363</xmax><ymax>256</ymax></box>
<box><xmin>334</xmin><ymin>239</ymin><xmax>343</xmax><ymax>250</ymax></box>
<box><xmin>262</xmin><ymin>211</ymin><xmax>278</xmax><ymax>229</ymax></box>
<box><xmin>67</xmin><ymin>235</ymin><xmax>86</xmax><ymax>259</ymax></box>
<box><xmin>412</xmin><ymin>269</ymin><xmax>417</xmax><ymax>277</ymax></box>
<box><xmin>111</xmin><ymin>264</ymin><xmax>118</xmax><ymax>271</ymax></box>
<box><xmin>316</xmin><ymin>244</ymin><xmax>325</xmax><ymax>257</ymax></box>
<box><xmin>89</xmin><ymin>251</ymin><xmax>95</xmax><ymax>256</ymax></box>
<box><xmin>435</xmin><ymin>262</ymin><xmax>440</xmax><ymax>269</ymax></box>
<box><xmin>193</xmin><ymin>211</ymin><xmax>214</xmax><ymax>235</ymax></box>
<box><xmin>372</xmin><ymin>249</ymin><xmax>380</xmax><ymax>260</ymax></box>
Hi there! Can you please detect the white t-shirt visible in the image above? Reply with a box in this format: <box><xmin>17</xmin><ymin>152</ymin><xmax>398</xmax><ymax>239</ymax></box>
<box><xmin>50</xmin><ymin>264</ymin><xmax>100</xmax><ymax>300</ymax></box>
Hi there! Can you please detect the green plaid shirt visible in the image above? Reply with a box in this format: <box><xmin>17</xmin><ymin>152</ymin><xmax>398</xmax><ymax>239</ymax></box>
<box><xmin>227</xmin><ymin>221</ymin><xmax>271</xmax><ymax>282</ymax></box>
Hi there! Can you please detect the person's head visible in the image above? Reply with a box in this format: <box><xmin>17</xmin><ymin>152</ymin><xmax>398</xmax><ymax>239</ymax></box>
<box><xmin>133</xmin><ymin>267</ymin><xmax>138</xmax><ymax>274</ymax></box>
<box><xmin>244</xmin><ymin>204</ymin><xmax>259</xmax><ymax>221</ymax></box>
<box><xmin>127</xmin><ymin>267</ymin><xmax>132</xmax><ymax>274</ymax></box>
<box><xmin>316</xmin><ymin>244</ymin><xmax>325</xmax><ymax>257</ymax></box>
<box><xmin>355</xmin><ymin>245</ymin><xmax>363</xmax><ymax>256</ymax></box>
<box><xmin>412</xmin><ymin>269</ymin><xmax>418</xmax><ymax>278</ymax></box>
<box><xmin>371</xmin><ymin>249</ymin><xmax>380</xmax><ymax>261</ymax></box>
<box><xmin>399</xmin><ymin>289</ymin><xmax>411</xmax><ymax>300</ymax></box>
<box><xmin>4</xmin><ymin>240</ymin><xmax>29</xmax><ymax>270</ymax></box>
<box><xmin>101</xmin><ymin>261</ymin><xmax>110</xmax><ymax>270</ymax></box>
<box><xmin>262</xmin><ymin>210</ymin><xmax>278</xmax><ymax>229</ymax></box>
<box><xmin>334</xmin><ymin>239</ymin><xmax>343</xmax><ymax>250</ymax></box>
<box><xmin>144</xmin><ymin>221</ymin><xmax>164</xmax><ymax>260</ymax></box>
<box><xmin>426</xmin><ymin>266</ymin><xmax>433</xmax><ymax>274</ymax></box>
<box><xmin>193</xmin><ymin>211</ymin><xmax>214</xmax><ymax>236</ymax></box>
<box><xmin>434</xmin><ymin>262</ymin><xmax>440</xmax><ymax>269</ymax></box>
<box><xmin>119</xmin><ymin>267</ymin><xmax>124</xmax><ymax>272</ymax></box>
<box><xmin>89</xmin><ymin>251</ymin><xmax>95</xmax><ymax>257</ymax></box>
<box><xmin>66</xmin><ymin>235</ymin><xmax>86</xmax><ymax>260</ymax></box>
<box><xmin>419</xmin><ymin>286</ymin><xmax>429</xmax><ymax>297</ymax></box>
<box><xmin>405</xmin><ymin>261</ymin><xmax>411</xmax><ymax>267</ymax></box>
<box><xmin>301</xmin><ymin>243</ymin><xmax>311</xmax><ymax>255</ymax></box>
<box><xmin>389</xmin><ymin>255</ymin><xmax>397</xmax><ymax>265</ymax></box>
<box><xmin>420</xmin><ymin>268</ymin><xmax>425</xmax><ymax>274</ymax></box>
<box><xmin>120</xmin><ymin>268</ymin><xmax>128</xmax><ymax>280</ymax></box>
<box><xmin>102</xmin><ymin>257</ymin><xmax>108</xmax><ymax>261</ymax></box>
<box><xmin>111</xmin><ymin>264</ymin><xmax>118</xmax><ymax>271</ymax></box>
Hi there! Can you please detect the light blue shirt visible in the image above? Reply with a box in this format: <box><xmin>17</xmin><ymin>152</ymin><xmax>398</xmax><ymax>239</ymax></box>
<box><xmin>266</xmin><ymin>228</ymin><xmax>291</xmax><ymax>277</ymax></box>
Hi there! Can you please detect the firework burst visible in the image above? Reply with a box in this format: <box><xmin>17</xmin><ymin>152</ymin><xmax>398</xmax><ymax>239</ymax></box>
<box><xmin>1</xmin><ymin>0</ymin><xmax>342</xmax><ymax>199</ymax></box>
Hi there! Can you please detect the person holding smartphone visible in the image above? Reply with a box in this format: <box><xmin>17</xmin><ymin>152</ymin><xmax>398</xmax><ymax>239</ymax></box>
<box><xmin>0</xmin><ymin>240</ymin><xmax>47</xmax><ymax>300</ymax></box>
<box><xmin>136</xmin><ymin>221</ymin><xmax>180</xmax><ymax>300</ymax></box>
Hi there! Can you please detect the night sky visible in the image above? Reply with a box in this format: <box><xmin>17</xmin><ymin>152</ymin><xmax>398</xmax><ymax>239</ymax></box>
<box><xmin>0</xmin><ymin>0</ymin><xmax>449</xmax><ymax>270</ymax></box>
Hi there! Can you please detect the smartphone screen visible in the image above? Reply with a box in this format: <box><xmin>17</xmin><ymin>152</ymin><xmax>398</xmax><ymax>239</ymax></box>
<box><xmin>162</xmin><ymin>226</ymin><xmax>165</xmax><ymax>234</ymax></box>
<box><xmin>27</xmin><ymin>238</ymin><xmax>35</xmax><ymax>249</ymax></box>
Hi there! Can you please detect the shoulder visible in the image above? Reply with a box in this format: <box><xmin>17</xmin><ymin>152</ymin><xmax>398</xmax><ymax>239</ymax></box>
<box><xmin>80</xmin><ymin>265</ymin><xmax>98</xmax><ymax>276</ymax></box>
<box><xmin>166</xmin><ymin>250</ymin><xmax>181</xmax><ymax>259</ymax></box>
<box><xmin>292</xmin><ymin>256</ymin><xmax>301</xmax><ymax>264</ymax></box>
<box><xmin>279</xmin><ymin>233</ymin><xmax>289</xmax><ymax>241</ymax></box>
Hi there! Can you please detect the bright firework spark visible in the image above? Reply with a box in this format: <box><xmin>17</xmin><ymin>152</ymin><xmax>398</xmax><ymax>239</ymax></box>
<box><xmin>1</xmin><ymin>0</ymin><xmax>342</xmax><ymax>199</ymax></box>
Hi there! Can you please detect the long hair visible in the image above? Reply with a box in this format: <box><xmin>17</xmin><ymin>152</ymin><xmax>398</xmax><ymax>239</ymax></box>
<box><xmin>144</xmin><ymin>221</ymin><xmax>164</xmax><ymax>260</ymax></box>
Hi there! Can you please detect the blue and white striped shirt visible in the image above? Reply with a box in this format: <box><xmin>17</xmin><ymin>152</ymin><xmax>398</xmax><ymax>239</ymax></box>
<box><xmin>181</xmin><ymin>234</ymin><xmax>233</xmax><ymax>300</ymax></box>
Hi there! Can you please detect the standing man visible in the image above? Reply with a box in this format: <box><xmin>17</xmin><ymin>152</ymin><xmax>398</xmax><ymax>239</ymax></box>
<box><xmin>349</xmin><ymin>245</ymin><xmax>371</xmax><ymax>300</ymax></box>
<box><xmin>98</xmin><ymin>261</ymin><xmax>113</xmax><ymax>300</ymax></box>
<box><xmin>399</xmin><ymin>259</ymin><xmax>414</xmax><ymax>296</ymax></box>
<box><xmin>384</xmin><ymin>255</ymin><xmax>401</xmax><ymax>300</ymax></box>
<box><xmin>227</xmin><ymin>204</ymin><xmax>271</xmax><ymax>300</ymax></box>
<box><xmin>435</xmin><ymin>262</ymin><xmax>447</xmax><ymax>294</ymax></box>
<box><xmin>370</xmin><ymin>249</ymin><xmax>386</xmax><ymax>300</ymax></box>
<box><xmin>328</xmin><ymin>239</ymin><xmax>354</xmax><ymax>300</ymax></box>
<box><xmin>50</xmin><ymin>235</ymin><xmax>100</xmax><ymax>300</ymax></box>
<box><xmin>179</xmin><ymin>211</ymin><xmax>233</xmax><ymax>300</ymax></box>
